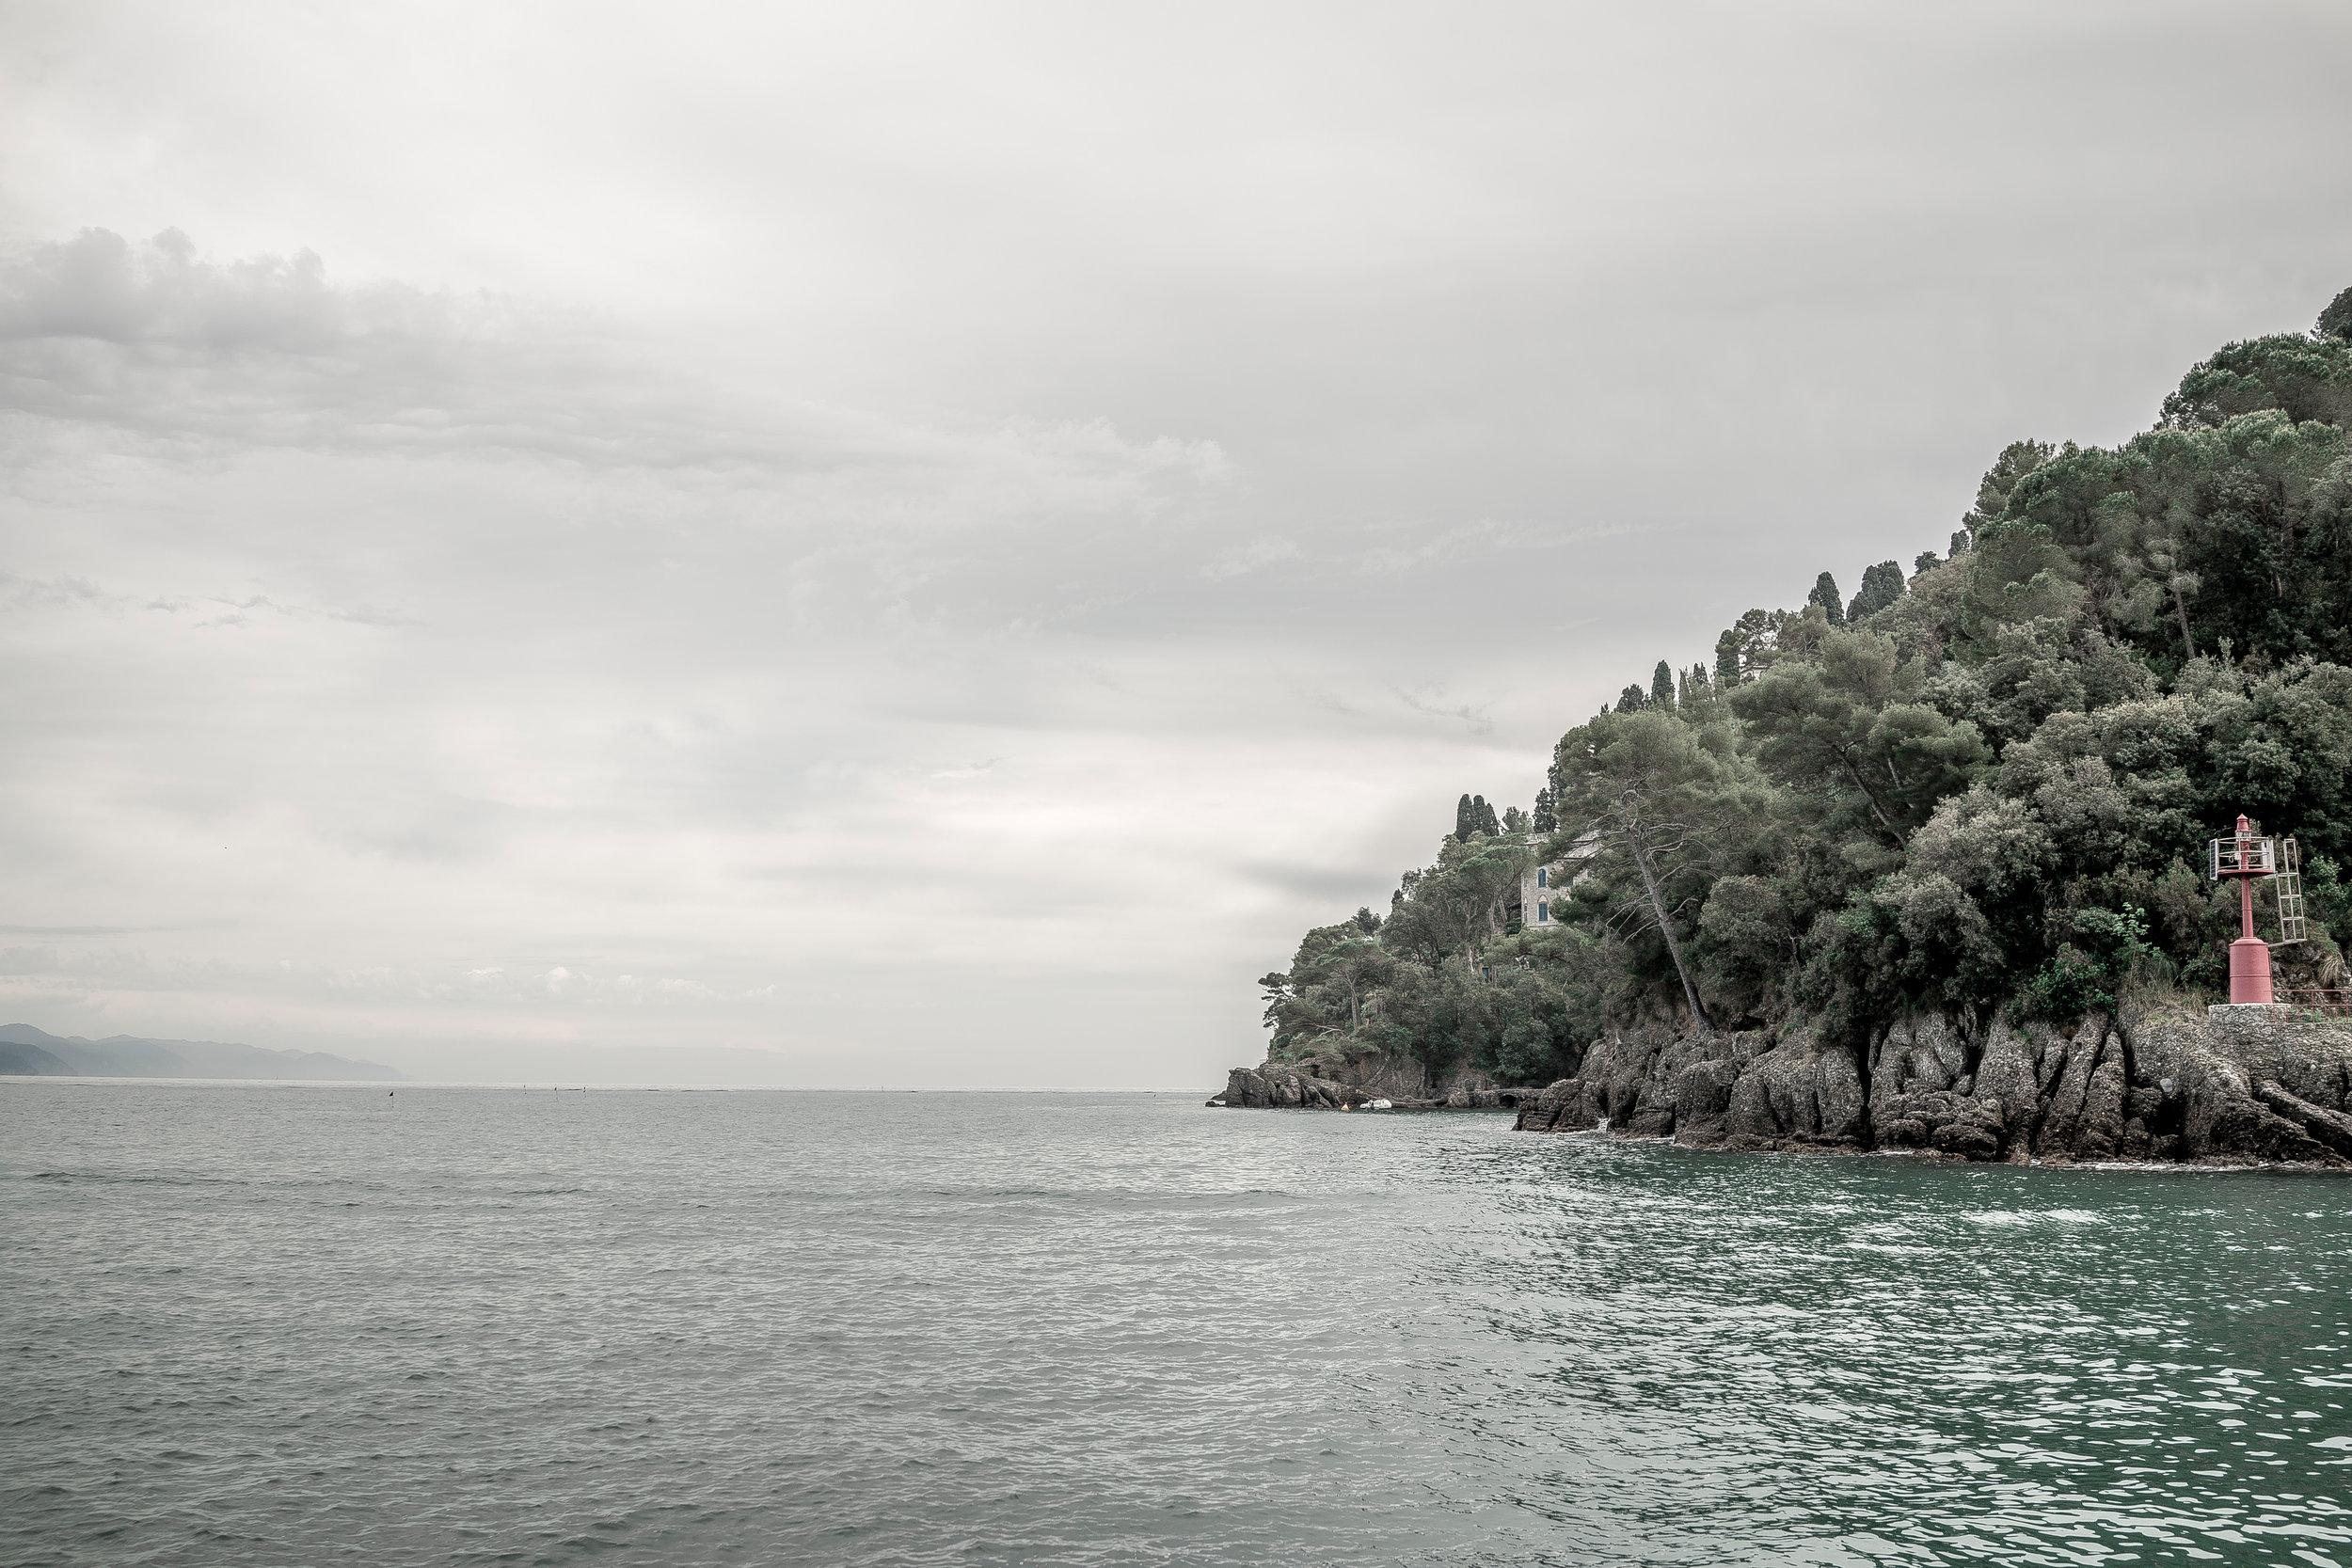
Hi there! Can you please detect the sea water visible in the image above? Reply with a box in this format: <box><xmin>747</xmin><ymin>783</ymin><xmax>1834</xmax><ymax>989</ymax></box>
<box><xmin>2</xmin><ymin>1083</ymin><xmax>2347</xmax><ymax>1566</ymax></box>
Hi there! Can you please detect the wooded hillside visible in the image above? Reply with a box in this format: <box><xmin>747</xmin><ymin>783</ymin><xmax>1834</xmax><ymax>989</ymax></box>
<box><xmin>1261</xmin><ymin>287</ymin><xmax>2352</xmax><ymax>1085</ymax></box>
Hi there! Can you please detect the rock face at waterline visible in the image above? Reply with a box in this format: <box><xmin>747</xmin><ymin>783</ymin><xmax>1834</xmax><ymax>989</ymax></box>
<box><xmin>1511</xmin><ymin>1004</ymin><xmax>2352</xmax><ymax>1167</ymax></box>
<box><xmin>1213</xmin><ymin>1045</ymin><xmax>1530</xmax><ymax>1110</ymax></box>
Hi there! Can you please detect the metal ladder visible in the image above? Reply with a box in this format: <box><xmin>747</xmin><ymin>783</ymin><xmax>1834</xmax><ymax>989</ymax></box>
<box><xmin>2273</xmin><ymin>836</ymin><xmax>2308</xmax><ymax>945</ymax></box>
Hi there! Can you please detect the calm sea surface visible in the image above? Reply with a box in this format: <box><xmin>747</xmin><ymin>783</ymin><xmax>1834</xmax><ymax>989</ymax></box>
<box><xmin>3</xmin><ymin>1084</ymin><xmax>2349</xmax><ymax>1566</ymax></box>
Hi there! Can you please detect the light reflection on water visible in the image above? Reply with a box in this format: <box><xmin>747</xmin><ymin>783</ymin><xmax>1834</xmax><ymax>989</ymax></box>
<box><xmin>2</xmin><ymin>1084</ymin><xmax>2346</xmax><ymax>1566</ymax></box>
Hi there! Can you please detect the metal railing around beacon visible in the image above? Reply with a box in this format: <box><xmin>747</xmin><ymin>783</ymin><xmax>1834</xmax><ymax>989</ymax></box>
<box><xmin>2273</xmin><ymin>988</ymin><xmax>2352</xmax><ymax>1021</ymax></box>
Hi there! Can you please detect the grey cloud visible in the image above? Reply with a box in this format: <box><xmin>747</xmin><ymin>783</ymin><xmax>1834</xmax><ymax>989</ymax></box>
<box><xmin>0</xmin><ymin>230</ymin><xmax>1234</xmax><ymax>514</ymax></box>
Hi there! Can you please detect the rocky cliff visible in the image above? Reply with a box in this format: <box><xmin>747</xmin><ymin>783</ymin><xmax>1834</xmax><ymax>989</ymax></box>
<box><xmin>1511</xmin><ymin>1004</ymin><xmax>2352</xmax><ymax>1167</ymax></box>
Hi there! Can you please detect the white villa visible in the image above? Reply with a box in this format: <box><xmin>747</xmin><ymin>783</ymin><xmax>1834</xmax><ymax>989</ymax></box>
<box><xmin>1521</xmin><ymin>828</ymin><xmax>1605</xmax><ymax>929</ymax></box>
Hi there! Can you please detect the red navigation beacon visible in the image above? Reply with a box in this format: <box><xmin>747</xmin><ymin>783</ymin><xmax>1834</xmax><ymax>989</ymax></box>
<box><xmin>2209</xmin><ymin>815</ymin><xmax>2309</xmax><ymax>1005</ymax></box>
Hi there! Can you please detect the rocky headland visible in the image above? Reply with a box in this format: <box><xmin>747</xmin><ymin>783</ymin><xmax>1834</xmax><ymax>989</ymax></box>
<box><xmin>1216</xmin><ymin>1004</ymin><xmax>2352</xmax><ymax>1168</ymax></box>
<box><xmin>1211</xmin><ymin>1042</ymin><xmax>1531</xmax><ymax>1112</ymax></box>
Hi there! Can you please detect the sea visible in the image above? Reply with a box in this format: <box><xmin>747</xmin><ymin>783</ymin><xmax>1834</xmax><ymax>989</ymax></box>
<box><xmin>3</xmin><ymin>1083</ymin><xmax>2348</xmax><ymax>1567</ymax></box>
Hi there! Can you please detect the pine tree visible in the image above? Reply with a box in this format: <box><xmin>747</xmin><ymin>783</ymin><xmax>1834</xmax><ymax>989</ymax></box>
<box><xmin>1806</xmin><ymin>571</ymin><xmax>1845</xmax><ymax>626</ymax></box>
<box><xmin>1615</xmin><ymin>684</ymin><xmax>1648</xmax><ymax>713</ymax></box>
<box><xmin>1650</xmin><ymin>659</ymin><xmax>1675</xmax><ymax>710</ymax></box>
<box><xmin>2322</xmin><ymin>285</ymin><xmax>2352</xmax><ymax>341</ymax></box>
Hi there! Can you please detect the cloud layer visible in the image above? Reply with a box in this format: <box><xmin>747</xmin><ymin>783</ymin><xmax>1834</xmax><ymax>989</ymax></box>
<box><xmin>3</xmin><ymin>1</ymin><xmax>2349</xmax><ymax>1082</ymax></box>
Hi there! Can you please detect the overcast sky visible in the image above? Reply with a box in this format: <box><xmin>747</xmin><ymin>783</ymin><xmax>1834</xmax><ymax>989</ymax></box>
<box><xmin>3</xmin><ymin>1</ymin><xmax>2348</xmax><ymax>1085</ymax></box>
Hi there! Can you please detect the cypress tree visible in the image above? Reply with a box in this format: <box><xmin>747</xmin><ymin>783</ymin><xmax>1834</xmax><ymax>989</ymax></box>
<box><xmin>1472</xmin><ymin>795</ymin><xmax>1501</xmax><ymax>835</ymax></box>
<box><xmin>1533</xmin><ymin>785</ymin><xmax>1556</xmax><ymax>832</ymax></box>
<box><xmin>1806</xmin><ymin>571</ymin><xmax>1845</xmax><ymax>626</ymax></box>
<box><xmin>1650</xmin><ymin>659</ymin><xmax>1675</xmax><ymax>710</ymax></box>
<box><xmin>1714</xmin><ymin>629</ymin><xmax>1741</xmax><ymax>686</ymax></box>
<box><xmin>1845</xmin><ymin>560</ymin><xmax>1905</xmax><ymax>623</ymax></box>
<box><xmin>1454</xmin><ymin>793</ymin><xmax>1475</xmax><ymax>840</ymax></box>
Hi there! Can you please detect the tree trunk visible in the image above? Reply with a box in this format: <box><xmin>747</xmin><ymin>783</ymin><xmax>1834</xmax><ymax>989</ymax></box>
<box><xmin>1624</xmin><ymin>816</ymin><xmax>1712</xmax><ymax>1034</ymax></box>
<box><xmin>1835</xmin><ymin>749</ymin><xmax>1906</xmax><ymax>845</ymax></box>
<box><xmin>2172</xmin><ymin>583</ymin><xmax>2196</xmax><ymax>659</ymax></box>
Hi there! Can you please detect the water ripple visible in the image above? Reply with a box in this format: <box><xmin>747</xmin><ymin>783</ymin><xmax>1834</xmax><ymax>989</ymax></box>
<box><xmin>2</xmin><ymin>1084</ymin><xmax>2348</xmax><ymax>1565</ymax></box>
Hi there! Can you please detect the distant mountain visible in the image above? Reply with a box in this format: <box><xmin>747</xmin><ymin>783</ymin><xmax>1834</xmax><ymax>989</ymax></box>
<box><xmin>0</xmin><ymin>1037</ymin><xmax>76</xmax><ymax>1076</ymax></box>
<box><xmin>0</xmin><ymin>1024</ymin><xmax>405</xmax><ymax>1081</ymax></box>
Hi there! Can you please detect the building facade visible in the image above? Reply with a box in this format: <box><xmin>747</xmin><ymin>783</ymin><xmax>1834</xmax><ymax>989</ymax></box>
<box><xmin>1520</xmin><ymin>828</ymin><xmax>1604</xmax><ymax>928</ymax></box>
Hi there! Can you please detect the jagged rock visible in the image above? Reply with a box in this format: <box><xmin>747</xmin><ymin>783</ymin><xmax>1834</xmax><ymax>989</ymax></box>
<box><xmin>1509</xmin><ymin>1002</ymin><xmax>2352</xmax><ymax>1169</ymax></box>
<box><xmin>1873</xmin><ymin>1087</ymin><xmax>2003</xmax><ymax>1160</ymax></box>
<box><xmin>2074</xmin><ymin>1051</ymin><xmax>2128</xmax><ymax>1161</ymax></box>
<box><xmin>2196</xmin><ymin>1097</ymin><xmax>2332</xmax><ymax>1164</ymax></box>
<box><xmin>1623</xmin><ymin>1103</ymin><xmax>1677</xmax><ymax>1137</ymax></box>
<box><xmin>1219</xmin><ymin>1051</ymin><xmax>1540</xmax><ymax>1112</ymax></box>
<box><xmin>2254</xmin><ymin>1080</ymin><xmax>2352</xmax><ymax>1158</ymax></box>
<box><xmin>1932</xmin><ymin>1120</ymin><xmax>2000</xmax><ymax>1159</ymax></box>
<box><xmin>1513</xmin><ymin>1078</ymin><xmax>1584</xmax><ymax>1132</ymax></box>
<box><xmin>1973</xmin><ymin>1023</ymin><xmax>2042</xmax><ymax>1155</ymax></box>
<box><xmin>1674</xmin><ymin>1058</ymin><xmax>1742</xmax><ymax>1124</ymax></box>
<box><xmin>2031</xmin><ymin>1022</ymin><xmax>2073</xmax><ymax>1100</ymax></box>
<box><xmin>1869</xmin><ymin>1013</ymin><xmax>1973</xmax><ymax>1103</ymax></box>
<box><xmin>2033</xmin><ymin>1022</ymin><xmax>2107</xmax><ymax>1159</ymax></box>
<box><xmin>2119</xmin><ymin>1117</ymin><xmax>2152</xmax><ymax>1160</ymax></box>
<box><xmin>1722</xmin><ymin>1027</ymin><xmax>1867</xmax><ymax>1148</ymax></box>
<box><xmin>1216</xmin><ymin>1063</ymin><xmax>1347</xmax><ymax>1109</ymax></box>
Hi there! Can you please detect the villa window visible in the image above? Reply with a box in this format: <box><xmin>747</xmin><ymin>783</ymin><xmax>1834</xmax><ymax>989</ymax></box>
<box><xmin>1536</xmin><ymin>900</ymin><xmax>1549</xmax><ymax>922</ymax></box>
<box><xmin>1536</xmin><ymin>868</ymin><xmax>1548</xmax><ymax>888</ymax></box>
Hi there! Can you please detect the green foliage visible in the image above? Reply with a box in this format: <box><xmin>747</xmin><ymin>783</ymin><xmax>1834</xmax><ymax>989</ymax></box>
<box><xmin>1729</xmin><ymin>627</ymin><xmax>1989</xmax><ymax>844</ymax></box>
<box><xmin>1259</xmin><ymin>284</ymin><xmax>2352</xmax><ymax>1069</ymax></box>
<box><xmin>2016</xmin><ymin>945</ymin><xmax>2114</xmax><ymax>1022</ymax></box>
<box><xmin>2160</xmin><ymin>334</ymin><xmax>2352</xmax><ymax>432</ymax></box>
<box><xmin>1452</xmin><ymin>794</ymin><xmax>1504</xmax><ymax>839</ymax></box>
<box><xmin>1715</xmin><ymin>608</ymin><xmax>1790</xmax><ymax>683</ymax></box>
<box><xmin>1807</xmin><ymin>571</ymin><xmax>1846</xmax><ymax>626</ymax></box>
<box><xmin>2323</xmin><ymin>287</ymin><xmax>2352</xmax><ymax>343</ymax></box>
<box><xmin>2014</xmin><ymin>907</ymin><xmax>2164</xmax><ymax>1022</ymax></box>
<box><xmin>1846</xmin><ymin>560</ymin><xmax>1906</xmax><ymax>623</ymax></box>
<box><xmin>1962</xmin><ymin>440</ymin><xmax>2053</xmax><ymax>540</ymax></box>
